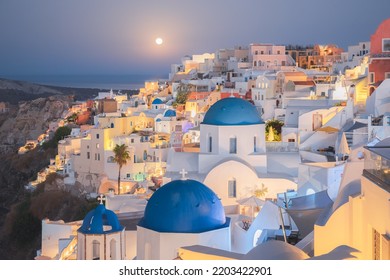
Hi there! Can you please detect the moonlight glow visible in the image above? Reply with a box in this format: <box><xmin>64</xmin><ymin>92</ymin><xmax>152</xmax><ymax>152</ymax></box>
<box><xmin>155</xmin><ymin>37</ymin><xmax>163</xmax><ymax>45</ymax></box>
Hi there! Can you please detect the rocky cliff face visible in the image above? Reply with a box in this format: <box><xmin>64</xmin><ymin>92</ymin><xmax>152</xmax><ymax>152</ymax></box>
<box><xmin>0</xmin><ymin>78</ymin><xmax>63</xmax><ymax>95</ymax></box>
<box><xmin>0</xmin><ymin>95</ymin><xmax>73</xmax><ymax>147</ymax></box>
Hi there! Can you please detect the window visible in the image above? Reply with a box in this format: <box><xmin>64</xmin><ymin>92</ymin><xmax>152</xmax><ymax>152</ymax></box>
<box><xmin>229</xmin><ymin>137</ymin><xmax>237</xmax><ymax>154</ymax></box>
<box><xmin>96</xmin><ymin>134</ymin><xmax>99</xmax><ymax>139</ymax></box>
<box><xmin>261</xmin><ymin>51</ymin><xmax>264</xmax><ymax>55</ymax></box>
<box><xmin>131</xmin><ymin>138</ymin><xmax>134</xmax><ymax>143</ymax></box>
<box><xmin>254</xmin><ymin>136</ymin><xmax>257</xmax><ymax>152</ymax></box>
<box><xmin>254</xmin><ymin>61</ymin><xmax>257</xmax><ymax>67</ymax></box>
<box><xmin>255</xmin><ymin>50</ymin><xmax>258</xmax><ymax>55</ymax></box>
<box><xmin>208</xmin><ymin>136</ymin><xmax>212</xmax><ymax>153</ymax></box>
<box><xmin>288</xmin><ymin>139</ymin><xmax>295</xmax><ymax>142</ymax></box>
<box><xmin>107</xmin><ymin>156</ymin><xmax>113</xmax><ymax>163</ymax></box>
<box><xmin>383</xmin><ymin>38</ymin><xmax>390</xmax><ymax>52</ymax></box>
<box><xmin>109</xmin><ymin>239</ymin><xmax>117</xmax><ymax>260</ymax></box>
<box><xmin>111</xmin><ymin>123</ymin><xmax>114</xmax><ymax>128</ymax></box>
<box><xmin>228</xmin><ymin>179</ymin><xmax>236</xmax><ymax>198</ymax></box>
<box><xmin>369</xmin><ymin>72</ymin><xmax>375</xmax><ymax>84</ymax></box>
<box><xmin>126</xmin><ymin>173</ymin><xmax>131</xmax><ymax>178</ymax></box>
<box><xmin>143</xmin><ymin>150</ymin><xmax>147</xmax><ymax>160</ymax></box>
<box><xmin>92</xmin><ymin>240</ymin><xmax>100</xmax><ymax>260</ymax></box>
<box><xmin>96</xmin><ymin>143</ymin><xmax>99</xmax><ymax>149</ymax></box>
<box><xmin>87</xmin><ymin>152</ymin><xmax>90</xmax><ymax>159</ymax></box>
<box><xmin>277</xmin><ymin>50</ymin><xmax>281</xmax><ymax>55</ymax></box>
<box><xmin>385</xmin><ymin>72</ymin><xmax>390</xmax><ymax>79</ymax></box>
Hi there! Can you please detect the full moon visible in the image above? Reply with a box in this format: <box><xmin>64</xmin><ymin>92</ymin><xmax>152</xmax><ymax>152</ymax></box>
<box><xmin>155</xmin><ymin>37</ymin><xmax>163</xmax><ymax>45</ymax></box>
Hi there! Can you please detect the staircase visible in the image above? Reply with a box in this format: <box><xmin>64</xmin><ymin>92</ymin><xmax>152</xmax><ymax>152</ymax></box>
<box><xmin>345</xmin><ymin>132</ymin><xmax>354</xmax><ymax>147</ymax></box>
<box><xmin>59</xmin><ymin>236</ymin><xmax>77</xmax><ymax>260</ymax></box>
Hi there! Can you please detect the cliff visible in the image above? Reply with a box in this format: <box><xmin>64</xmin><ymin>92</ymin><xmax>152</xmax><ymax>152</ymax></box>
<box><xmin>0</xmin><ymin>78</ymin><xmax>63</xmax><ymax>95</ymax></box>
<box><xmin>0</xmin><ymin>95</ymin><xmax>73</xmax><ymax>147</ymax></box>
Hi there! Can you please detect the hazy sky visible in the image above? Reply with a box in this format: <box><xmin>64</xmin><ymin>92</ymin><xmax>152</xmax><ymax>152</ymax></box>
<box><xmin>0</xmin><ymin>0</ymin><xmax>389</xmax><ymax>76</ymax></box>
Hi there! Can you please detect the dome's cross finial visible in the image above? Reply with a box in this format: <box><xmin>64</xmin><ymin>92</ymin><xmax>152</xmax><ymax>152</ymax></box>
<box><xmin>97</xmin><ymin>194</ymin><xmax>106</xmax><ymax>205</ymax></box>
<box><xmin>179</xmin><ymin>168</ymin><xmax>188</xmax><ymax>180</ymax></box>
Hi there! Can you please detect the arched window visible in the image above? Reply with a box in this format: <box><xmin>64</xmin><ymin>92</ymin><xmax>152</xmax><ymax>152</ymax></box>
<box><xmin>110</xmin><ymin>239</ymin><xmax>117</xmax><ymax>260</ymax></box>
<box><xmin>258</xmin><ymin>60</ymin><xmax>262</xmax><ymax>66</ymax></box>
<box><xmin>229</xmin><ymin>136</ymin><xmax>237</xmax><ymax>154</ymax></box>
<box><xmin>143</xmin><ymin>150</ymin><xmax>147</xmax><ymax>160</ymax></box>
<box><xmin>254</xmin><ymin>136</ymin><xmax>257</xmax><ymax>152</ymax></box>
<box><xmin>208</xmin><ymin>136</ymin><xmax>212</xmax><ymax>153</ymax></box>
<box><xmin>228</xmin><ymin>178</ymin><xmax>236</xmax><ymax>198</ymax></box>
<box><xmin>92</xmin><ymin>240</ymin><xmax>100</xmax><ymax>260</ymax></box>
<box><xmin>254</xmin><ymin>61</ymin><xmax>257</xmax><ymax>67</ymax></box>
<box><xmin>111</xmin><ymin>123</ymin><xmax>114</xmax><ymax>128</ymax></box>
<box><xmin>255</xmin><ymin>50</ymin><xmax>258</xmax><ymax>55</ymax></box>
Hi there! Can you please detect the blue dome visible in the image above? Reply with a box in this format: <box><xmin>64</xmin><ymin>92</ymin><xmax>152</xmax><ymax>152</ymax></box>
<box><xmin>139</xmin><ymin>179</ymin><xmax>227</xmax><ymax>233</ymax></box>
<box><xmin>152</xmin><ymin>98</ymin><xmax>163</xmax><ymax>105</ymax></box>
<box><xmin>78</xmin><ymin>204</ymin><xmax>123</xmax><ymax>234</ymax></box>
<box><xmin>164</xmin><ymin>109</ymin><xmax>176</xmax><ymax>117</ymax></box>
<box><xmin>202</xmin><ymin>97</ymin><xmax>264</xmax><ymax>126</ymax></box>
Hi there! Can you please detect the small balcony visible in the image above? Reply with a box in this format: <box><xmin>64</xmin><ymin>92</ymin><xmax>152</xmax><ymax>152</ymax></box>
<box><xmin>363</xmin><ymin>147</ymin><xmax>390</xmax><ymax>192</ymax></box>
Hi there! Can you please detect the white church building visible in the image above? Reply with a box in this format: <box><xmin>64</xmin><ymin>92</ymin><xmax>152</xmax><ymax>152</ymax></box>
<box><xmin>136</xmin><ymin>179</ymin><xmax>231</xmax><ymax>260</ymax></box>
<box><xmin>165</xmin><ymin>97</ymin><xmax>299</xmax><ymax>211</ymax></box>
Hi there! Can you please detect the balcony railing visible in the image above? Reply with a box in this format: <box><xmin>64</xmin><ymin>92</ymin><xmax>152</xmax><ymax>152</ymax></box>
<box><xmin>363</xmin><ymin>147</ymin><xmax>390</xmax><ymax>192</ymax></box>
<box><xmin>266</xmin><ymin>142</ymin><xmax>298</xmax><ymax>152</ymax></box>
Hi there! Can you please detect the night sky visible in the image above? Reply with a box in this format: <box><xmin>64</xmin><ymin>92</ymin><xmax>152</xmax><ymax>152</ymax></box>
<box><xmin>0</xmin><ymin>0</ymin><xmax>389</xmax><ymax>76</ymax></box>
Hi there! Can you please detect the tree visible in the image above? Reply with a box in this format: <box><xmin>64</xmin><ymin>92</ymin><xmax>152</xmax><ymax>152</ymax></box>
<box><xmin>172</xmin><ymin>82</ymin><xmax>191</xmax><ymax>107</ymax></box>
<box><xmin>43</xmin><ymin>126</ymin><xmax>72</xmax><ymax>149</ymax></box>
<box><xmin>265</xmin><ymin>119</ymin><xmax>284</xmax><ymax>142</ymax></box>
<box><xmin>113</xmin><ymin>144</ymin><xmax>130</xmax><ymax>195</ymax></box>
<box><xmin>254</xmin><ymin>183</ymin><xmax>268</xmax><ymax>198</ymax></box>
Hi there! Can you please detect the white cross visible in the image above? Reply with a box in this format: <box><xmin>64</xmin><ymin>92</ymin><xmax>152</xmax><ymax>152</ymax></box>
<box><xmin>97</xmin><ymin>194</ymin><xmax>106</xmax><ymax>205</ymax></box>
<box><xmin>179</xmin><ymin>168</ymin><xmax>188</xmax><ymax>180</ymax></box>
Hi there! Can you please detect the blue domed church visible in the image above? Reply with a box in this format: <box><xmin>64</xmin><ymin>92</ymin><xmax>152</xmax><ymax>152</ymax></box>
<box><xmin>137</xmin><ymin>179</ymin><xmax>231</xmax><ymax>260</ymax></box>
<box><xmin>199</xmin><ymin>97</ymin><xmax>266</xmax><ymax>173</ymax></box>
<box><xmin>77</xmin><ymin>203</ymin><xmax>126</xmax><ymax>260</ymax></box>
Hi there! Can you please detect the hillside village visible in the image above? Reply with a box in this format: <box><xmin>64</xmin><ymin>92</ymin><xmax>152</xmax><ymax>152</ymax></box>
<box><xmin>10</xmin><ymin>19</ymin><xmax>390</xmax><ymax>260</ymax></box>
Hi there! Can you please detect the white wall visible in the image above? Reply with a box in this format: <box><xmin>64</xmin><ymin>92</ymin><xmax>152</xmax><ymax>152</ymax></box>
<box><xmin>203</xmin><ymin>160</ymin><xmax>260</xmax><ymax>206</ymax></box>
<box><xmin>41</xmin><ymin>220</ymin><xmax>78</xmax><ymax>259</ymax></box>
<box><xmin>266</xmin><ymin>152</ymin><xmax>300</xmax><ymax>177</ymax></box>
<box><xmin>199</xmin><ymin>124</ymin><xmax>266</xmax><ymax>174</ymax></box>
<box><xmin>125</xmin><ymin>231</ymin><xmax>137</xmax><ymax>260</ymax></box>
<box><xmin>232</xmin><ymin>202</ymin><xmax>281</xmax><ymax>254</ymax></box>
<box><xmin>137</xmin><ymin>225</ymin><xmax>230</xmax><ymax>260</ymax></box>
<box><xmin>314</xmin><ymin>176</ymin><xmax>390</xmax><ymax>259</ymax></box>
<box><xmin>297</xmin><ymin>162</ymin><xmax>345</xmax><ymax>198</ymax></box>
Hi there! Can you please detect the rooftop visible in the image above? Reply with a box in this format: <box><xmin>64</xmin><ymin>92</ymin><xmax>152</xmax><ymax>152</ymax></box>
<box><xmin>202</xmin><ymin>97</ymin><xmax>264</xmax><ymax>126</ymax></box>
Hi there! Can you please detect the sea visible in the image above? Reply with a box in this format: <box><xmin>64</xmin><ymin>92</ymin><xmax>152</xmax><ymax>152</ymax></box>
<box><xmin>0</xmin><ymin>74</ymin><xmax>168</xmax><ymax>90</ymax></box>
